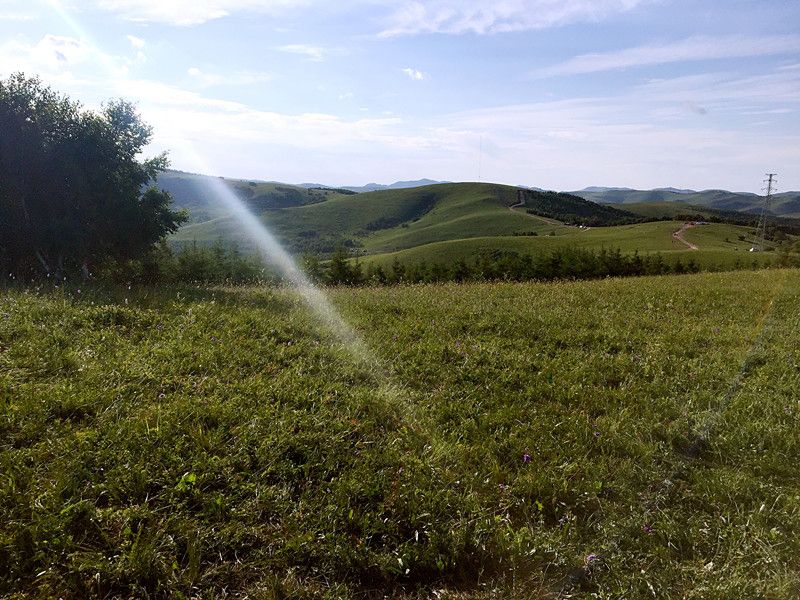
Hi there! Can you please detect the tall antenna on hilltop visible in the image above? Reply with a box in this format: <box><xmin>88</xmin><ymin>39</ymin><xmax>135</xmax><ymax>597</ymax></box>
<box><xmin>751</xmin><ymin>173</ymin><xmax>777</xmax><ymax>252</ymax></box>
<box><xmin>478</xmin><ymin>135</ymin><xmax>483</xmax><ymax>183</ymax></box>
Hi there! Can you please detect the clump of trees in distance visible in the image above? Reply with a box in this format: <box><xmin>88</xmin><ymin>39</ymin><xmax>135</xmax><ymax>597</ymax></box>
<box><xmin>322</xmin><ymin>247</ymin><xmax>705</xmax><ymax>286</ymax></box>
<box><xmin>520</xmin><ymin>189</ymin><xmax>643</xmax><ymax>227</ymax></box>
<box><xmin>0</xmin><ymin>73</ymin><xmax>186</xmax><ymax>280</ymax></box>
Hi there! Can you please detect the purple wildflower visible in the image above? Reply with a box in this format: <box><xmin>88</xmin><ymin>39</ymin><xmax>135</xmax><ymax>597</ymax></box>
<box><xmin>522</xmin><ymin>452</ymin><xmax>532</xmax><ymax>463</ymax></box>
<box><xmin>584</xmin><ymin>553</ymin><xmax>598</xmax><ymax>566</ymax></box>
<box><xmin>643</xmin><ymin>523</ymin><xmax>654</xmax><ymax>534</ymax></box>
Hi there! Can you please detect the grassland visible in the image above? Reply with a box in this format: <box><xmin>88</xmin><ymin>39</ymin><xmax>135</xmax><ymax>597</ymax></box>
<box><xmin>572</xmin><ymin>188</ymin><xmax>800</xmax><ymax>218</ymax></box>
<box><xmin>171</xmin><ymin>182</ymin><xmax>550</xmax><ymax>254</ymax></box>
<box><xmin>157</xmin><ymin>171</ymin><xmax>335</xmax><ymax>224</ymax></box>
<box><xmin>2</xmin><ymin>270</ymin><xmax>799</xmax><ymax>598</ymax></box>
<box><xmin>360</xmin><ymin>222</ymin><xmax>777</xmax><ymax>271</ymax></box>
<box><xmin>167</xmin><ymin>179</ymin><xmax>794</xmax><ymax>277</ymax></box>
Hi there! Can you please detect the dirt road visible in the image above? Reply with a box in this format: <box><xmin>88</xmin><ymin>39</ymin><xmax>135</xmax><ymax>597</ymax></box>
<box><xmin>673</xmin><ymin>222</ymin><xmax>699</xmax><ymax>250</ymax></box>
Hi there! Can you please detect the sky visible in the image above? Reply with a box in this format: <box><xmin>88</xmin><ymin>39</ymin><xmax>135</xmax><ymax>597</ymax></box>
<box><xmin>1</xmin><ymin>0</ymin><xmax>798</xmax><ymax>192</ymax></box>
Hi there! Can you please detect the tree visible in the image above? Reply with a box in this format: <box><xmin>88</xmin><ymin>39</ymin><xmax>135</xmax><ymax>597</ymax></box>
<box><xmin>0</xmin><ymin>73</ymin><xmax>186</xmax><ymax>279</ymax></box>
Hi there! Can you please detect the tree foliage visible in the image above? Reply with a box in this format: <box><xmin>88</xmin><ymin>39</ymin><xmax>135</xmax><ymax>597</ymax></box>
<box><xmin>0</xmin><ymin>73</ymin><xmax>186</xmax><ymax>278</ymax></box>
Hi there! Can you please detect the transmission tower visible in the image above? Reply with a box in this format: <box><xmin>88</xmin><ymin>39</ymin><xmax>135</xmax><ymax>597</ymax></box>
<box><xmin>751</xmin><ymin>173</ymin><xmax>777</xmax><ymax>252</ymax></box>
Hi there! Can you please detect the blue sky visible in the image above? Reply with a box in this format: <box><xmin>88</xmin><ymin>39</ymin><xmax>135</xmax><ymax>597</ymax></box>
<box><xmin>1</xmin><ymin>0</ymin><xmax>798</xmax><ymax>192</ymax></box>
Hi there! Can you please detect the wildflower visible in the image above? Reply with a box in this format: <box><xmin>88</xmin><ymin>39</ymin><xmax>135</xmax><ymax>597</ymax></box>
<box><xmin>584</xmin><ymin>553</ymin><xmax>598</xmax><ymax>566</ymax></box>
<box><xmin>643</xmin><ymin>523</ymin><xmax>654</xmax><ymax>534</ymax></box>
<box><xmin>522</xmin><ymin>452</ymin><xmax>531</xmax><ymax>463</ymax></box>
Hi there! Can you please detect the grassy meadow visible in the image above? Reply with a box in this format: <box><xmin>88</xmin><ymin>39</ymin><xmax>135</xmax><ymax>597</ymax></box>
<box><xmin>167</xmin><ymin>180</ymin><xmax>790</xmax><ymax>279</ymax></box>
<box><xmin>2</xmin><ymin>270</ymin><xmax>799</xmax><ymax>598</ymax></box>
<box><xmin>360</xmin><ymin>221</ymin><xmax>776</xmax><ymax>272</ymax></box>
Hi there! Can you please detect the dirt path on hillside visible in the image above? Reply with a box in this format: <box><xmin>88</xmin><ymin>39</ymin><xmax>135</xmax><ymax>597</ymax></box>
<box><xmin>673</xmin><ymin>222</ymin><xmax>699</xmax><ymax>250</ymax></box>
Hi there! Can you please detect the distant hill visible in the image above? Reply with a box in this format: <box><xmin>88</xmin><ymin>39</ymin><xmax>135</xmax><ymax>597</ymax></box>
<box><xmin>571</xmin><ymin>187</ymin><xmax>800</xmax><ymax>218</ymax></box>
<box><xmin>155</xmin><ymin>170</ymin><xmax>332</xmax><ymax>223</ymax></box>
<box><xmin>295</xmin><ymin>179</ymin><xmax>448</xmax><ymax>192</ymax></box>
<box><xmin>163</xmin><ymin>173</ymin><xmax>799</xmax><ymax>270</ymax></box>
<box><xmin>343</xmin><ymin>179</ymin><xmax>448</xmax><ymax>193</ymax></box>
<box><xmin>171</xmin><ymin>182</ymin><xmax>639</xmax><ymax>254</ymax></box>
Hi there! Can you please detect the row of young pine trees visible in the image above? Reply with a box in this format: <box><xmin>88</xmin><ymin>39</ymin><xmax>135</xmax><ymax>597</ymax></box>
<box><xmin>133</xmin><ymin>242</ymin><xmax>755</xmax><ymax>286</ymax></box>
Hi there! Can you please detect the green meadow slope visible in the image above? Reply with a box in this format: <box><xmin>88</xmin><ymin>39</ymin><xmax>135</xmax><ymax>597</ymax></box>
<box><xmin>573</xmin><ymin>188</ymin><xmax>800</xmax><ymax>217</ymax></box>
<box><xmin>169</xmin><ymin>178</ymin><xmax>796</xmax><ymax>271</ymax></box>
<box><xmin>2</xmin><ymin>270</ymin><xmax>800</xmax><ymax>597</ymax></box>
<box><xmin>172</xmin><ymin>182</ymin><xmax>600</xmax><ymax>254</ymax></box>
<box><xmin>156</xmin><ymin>170</ymin><xmax>344</xmax><ymax>223</ymax></box>
<box><xmin>361</xmin><ymin>221</ymin><xmax>777</xmax><ymax>271</ymax></box>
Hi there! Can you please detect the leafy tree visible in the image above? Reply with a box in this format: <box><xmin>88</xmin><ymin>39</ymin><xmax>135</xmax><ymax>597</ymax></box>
<box><xmin>0</xmin><ymin>73</ymin><xmax>186</xmax><ymax>279</ymax></box>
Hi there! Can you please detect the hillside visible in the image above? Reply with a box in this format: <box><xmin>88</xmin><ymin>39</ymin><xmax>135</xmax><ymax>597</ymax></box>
<box><xmin>360</xmin><ymin>221</ymin><xmax>777</xmax><ymax>272</ymax></box>
<box><xmin>572</xmin><ymin>187</ymin><xmax>800</xmax><ymax>218</ymax></box>
<box><xmin>3</xmin><ymin>271</ymin><xmax>800</xmax><ymax>597</ymax></box>
<box><xmin>155</xmin><ymin>170</ymin><xmax>339</xmax><ymax>223</ymax></box>
<box><xmin>172</xmin><ymin>182</ymin><xmax>612</xmax><ymax>254</ymax></box>
<box><xmin>166</xmin><ymin>177</ymin><xmax>799</xmax><ymax>274</ymax></box>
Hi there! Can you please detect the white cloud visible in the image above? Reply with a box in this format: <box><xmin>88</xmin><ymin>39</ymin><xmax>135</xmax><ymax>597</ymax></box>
<box><xmin>95</xmin><ymin>0</ymin><xmax>310</xmax><ymax>26</ymax></box>
<box><xmin>93</xmin><ymin>0</ymin><xmax>647</xmax><ymax>32</ymax></box>
<box><xmin>0</xmin><ymin>11</ymin><xmax>37</xmax><ymax>21</ymax></box>
<box><xmin>635</xmin><ymin>69</ymin><xmax>800</xmax><ymax>106</ymax></box>
<box><xmin>378</xmin><ymin>0</ymin><xmax>648</xmax><ymax>37</ymax></box>
<box><xmin>0</xmin><ymin>35</ymin><xmax>94</xmax><ymax>75</ymax></box>
<box><xmin>533</xmin><ymin>34</ymin><xmax>800</xmax><ymax>77</ymax></box>
<box><xmin>126</xmin><ymin>34</ymin><xmax>145</xmax><ymax>48</ymax></box>
<box><xmin>402</xmin><ymin>67</ymin><xmax>425</xmax><ymax>80</ymax></box>
<box><xmin>275</xmin><ymin>44</ymin><xmax>329</xmax><ymax>61</ymax></box>
<box><xmin>187</xmin><ymin>66</ymin><xmax>272</xmax><ymax>87</ymax></box>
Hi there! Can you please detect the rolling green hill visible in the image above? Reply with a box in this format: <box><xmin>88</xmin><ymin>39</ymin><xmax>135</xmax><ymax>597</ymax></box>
<box><xmin>155</xmin><ymin>170</ymin><xmax>342</xmax><ymax>223</ymax></box>
<box><xmin>167</xmin><ymin>177</ymin><xmax>798</xmax><ymax>274</ymax></box>
<box><xmin>172</xmin><ymin>182</ymin><xmax>605</xmax><ymax>254</ymax></box>
<box><xmin>359</xmin><ymin>221</ymin><xmax>777</xmax><ymax>271</ymax></box>
<box><xmin>572</xmin><ymin>188</ymin><xmax>800</xmax><ymax>218</ymax></box>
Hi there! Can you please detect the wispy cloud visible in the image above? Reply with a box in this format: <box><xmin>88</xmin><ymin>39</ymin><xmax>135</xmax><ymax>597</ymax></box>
<box><xmin>0</xmin><ymin>10</ymin><xmax>37</xmax><ymax>21</ymax></box>
<box><xmin>95</xmin><ymin>0</ymin><xmax>311</xmax><ymax>26</ymax></box>
<box><xmin>275</xmin><ymin>44</ymin><xmax>331</xmax><ymax>61</ymax></box>
<box><xmin>532</xmin><ymin>34</ymin><xmax>800</xmax><ymax>77</ymax></box>
<box><xmin>1</xmin><ymin>35</ymin><xmax>97</xmax><ymax>76</ymax></box>
<box><xmin>126</xmin><ymin>34</ymin><xmax>145</xmax><ymax>48</ymax></box>
<box><xmin>0</xmin><ymin>33</ymin><xmax>143</xmax><ymax>81</ymax></box>
<box><xmin>402</xmin><ymin>67</ymin><xmax>425</xmax><ymax>80</ymax></box>
<box><xmin>378</xmin><ymin>0</ymin><xmax>649</xmax><ymax>37</ymax></box>
<box><xmin>187</xmin><ymin>66</ymin><xmax>272</xmax><ymax>87</ymax></box>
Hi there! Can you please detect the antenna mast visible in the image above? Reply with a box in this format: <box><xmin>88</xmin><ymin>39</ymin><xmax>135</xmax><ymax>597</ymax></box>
<box><xmin>478</xmin><ymin>135</ymin><xmax>483</xmax><ymax>183</ymax></box>
<box><xmin>751</xmin><ymin>173</ymin><xmax>777</xmax><ymax>252</ymax></box>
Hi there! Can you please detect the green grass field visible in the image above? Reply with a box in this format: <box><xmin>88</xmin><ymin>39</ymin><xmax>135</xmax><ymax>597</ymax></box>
<box><xmin>171</xmin><ymin>182</ymin><xmax>546</xmax><ymax>254</ymax></box>
<box><xmin>168</xmin><ymin>181</ymin><xmax>793</xmax><ymax>277</ymax></box>
<box><xmin>359</xmin><ymin>221</ymin><xmax>777</xmax><ymax>271</ymax></box>
<box><xmin>2</xmin><ymin>270</ymin><xmax>799</xmax><ymax>598</ymax></box>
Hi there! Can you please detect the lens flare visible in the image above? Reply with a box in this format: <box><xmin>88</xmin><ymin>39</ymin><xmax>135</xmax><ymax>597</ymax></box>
<box><xmin>43</xmin><ymin>2</ymin><xmax>382</xmax><ymax>372</ymax></box>
<box><xmin>175</xmin><ymin>143</ymin><xmax>380</xmax><ymax>370</ymax></box>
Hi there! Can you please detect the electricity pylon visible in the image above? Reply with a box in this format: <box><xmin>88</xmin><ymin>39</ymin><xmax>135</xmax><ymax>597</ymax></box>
<box><xmin>751</xmin><ymin>173</ymin><xmax>777</xmax><ymax>252</ymax></box>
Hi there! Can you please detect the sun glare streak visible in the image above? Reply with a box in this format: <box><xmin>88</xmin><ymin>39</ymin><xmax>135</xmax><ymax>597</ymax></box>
<box><xmin>43</xmin><ymin>1</ymin><xmax>386</xmax><ymax>374</ymax></box>
<box><xmin>174</xmin><ymin>142</ymin><xmax>382</xmax><ymax>370</ymax></box>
